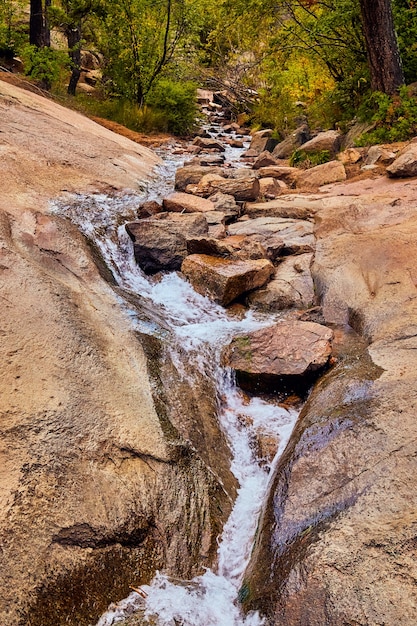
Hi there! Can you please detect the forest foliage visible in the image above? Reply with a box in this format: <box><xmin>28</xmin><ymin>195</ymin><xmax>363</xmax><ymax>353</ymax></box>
<box><xmin>1</xmin><ymin>0</ymin><xmax>417</xmax><ymax>138</ymax></box>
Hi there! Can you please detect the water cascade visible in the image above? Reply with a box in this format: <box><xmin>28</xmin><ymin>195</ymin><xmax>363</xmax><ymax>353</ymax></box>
<box><xmin>51</xmin><ymin>131</ymin><xmax>300</xmax><ymax>626</ymax></box>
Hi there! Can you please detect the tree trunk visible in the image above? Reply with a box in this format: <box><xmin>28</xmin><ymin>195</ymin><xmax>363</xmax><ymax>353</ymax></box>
<box><xmin>359</xmin><ymin>0</ymin><xmax>404</xmax><ymax>94</ymax></box>
<box><xmin>29</xmin><ymin>0</ymin><xmax>44</xmax><ymax>47</ymax></box>
<box><xmin>66</xmin><ymin>23</ymin><xmax>82</xmax><ymax>95</ymax></box>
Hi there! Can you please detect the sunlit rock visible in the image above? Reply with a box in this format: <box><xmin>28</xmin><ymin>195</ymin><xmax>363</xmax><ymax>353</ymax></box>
<box><xmin>163</xmin><ymin>191</ymin><xmax>215</xmax><ymax>213</ymax></box>
<box><xmin>223</xmin><ymin>320</ymin><xmax>333</xmax><ymax>393</ymax></box>
<box><xmin>298</xmin><ymin>129</ymin><xmax>342</xmax><ymax>155</ymax></box>
<box><xmin>386</xmin><ymin>143</ymin><xmax>417</xmax><ymax>177</ymax></box>
<box><xmin>186</xmin><ymin>174</ymin><xmax>260</xmax><ymax>202</ymax></box>
<box><xmin>181</xmin><ymin>254</ymin><xmax>274</xmax><ymax>306</ymax></box>
<box><xmin>296</xmin><ymin>160</ymin><xmax>346</xmax><ymax>190</ymax></box>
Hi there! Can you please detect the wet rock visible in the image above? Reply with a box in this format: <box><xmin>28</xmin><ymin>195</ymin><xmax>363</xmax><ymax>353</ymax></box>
<box><xmin>248</xmin><ymin>253</ymin><xmax>315</xmax><ymax>311</ymax></box>
<box><xmin>271</xmin><ymin>125</ymin><xmax>310</xmax><ymax>159</ymax></box>
<box><xmin>181</xmin><ymin>254</ymin><xmax>274</xmax><ymax>306</ymax></box>
<box><xmin>386</xmin><ymin>143</ymin><xmax>417</xmax><ymax>177</ymax></box>
<box><xmin>242</xmin><ymin>186</ymin><xmax>417</xmax><ymax>626</ymax></box>
<box><xmin>253</xmin><ymin>151</ymin><xmax>279</xmax><ymax>169</ymax></box>
<box><xmin>192</xmin><ymin>136</ymin><xmax>226</xmax><ymax>151</ymax></box>
<box><xmin>249</xmin><ymin>129</ymin><xmax>279</xmax><ymax>155</ymax></box>
<box><xmin>137</xmin><ymin>200</ymin><xmax>162</xmax><ymax>219</ymax></box>
<box><xmin>298</xmin><ymin>130</ymin><xmax>342</xmax><ymax>155</ymax></box>
<box><xmin>296</xmin><ymin>160</ymin><xmax>346</xmax><ymax>190</ymax></box>
<box><xmin>163</xmin><ymin>191</ymin><xmax>215</xmax><ymax>213</ymax></box>
<box><xmin>222</xmin><ymin>321</ymin><xmax>333</xmax><ymax>394</ymax></box>
<box><xmin>174</xmin><ymin>166</ymin><xmax>225</xmax><ymax>191</ymax></box>
<box><xmin>126</xmin><ymin>212</ymin><xmax>208</xmax><ymax>273</ymax></box>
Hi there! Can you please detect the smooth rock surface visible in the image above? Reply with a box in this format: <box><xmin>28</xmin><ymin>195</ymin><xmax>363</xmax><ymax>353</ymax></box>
<box><xmin>243</xmin><ymin>179</ymin><xmax>417</xmax><ymax>626</ymax></box>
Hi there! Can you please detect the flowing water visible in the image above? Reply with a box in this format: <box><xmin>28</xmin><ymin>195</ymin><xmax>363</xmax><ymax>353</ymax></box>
<box><xmin>51</xmin><ymin>129</ymin><xmax>299</xmax><ymax>626</ymax></box>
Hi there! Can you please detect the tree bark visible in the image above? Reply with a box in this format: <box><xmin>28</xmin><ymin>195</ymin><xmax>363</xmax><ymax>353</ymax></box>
<box><xmin>29</xmin><ymin>0</ymin><xmax>45</xmax><ymax>47</ymax></box>
<box><xmin>66</xmin><ymin>23</ymin><xmax>82</xmax><ymax>95</ymax></box>
<box><xmin>359</xmin><ymin>0</ymin><xmax>404</xmax><ymax>94</ymax></box>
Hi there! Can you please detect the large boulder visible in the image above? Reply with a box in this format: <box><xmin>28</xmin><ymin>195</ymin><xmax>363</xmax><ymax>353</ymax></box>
<box><xmin>296</xmin><ymin>160</ymin><xmax>346</xmax><ymax>190</ymax></box>
<box><xmin>248</xmin><ymin>253</ymin><xmax>315</xmax><ymax>311</ymax></box>
<box><xmin>249</xmin><ymin>129</ymin><xmax>279</xmax><ymax>155</ymax></box>
<box><xmin>222</xmin><ymin>320</ymin><xmax>333</xmax><ymax>393</ymax></box>
<box><xmin>386</xmin><ymin>143</ymin><xmax>417</xmax><ymax>177</ymax></box>
<box><xmin>298</xmin><ymin>130</ymin><xmax>342</xmax><ymax>156</ymax></box>
<box><xmin>126</xmin><ymin>212</ymin><xmax>208</xmax><ymax>273</ymax></box>
<box><xmin>271</xmin><ymin>124</ymin><xmax>310</xmax><ymax>159</ymax></box>
<box><xmin>181</xmin><ymin>254</ymin><xmax>274</xmax><ymax>306</ymax></box>
<box><xmin>187</xmin><ymin>174</ymin><xmax>260</xmax><ymax>202</ymax></box>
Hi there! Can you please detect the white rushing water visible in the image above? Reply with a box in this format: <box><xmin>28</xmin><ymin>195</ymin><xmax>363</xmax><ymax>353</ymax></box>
<box><xmin>50</xmin><ymin>131</ymin><xmax>299</xmax><ymax>626</ymax></box>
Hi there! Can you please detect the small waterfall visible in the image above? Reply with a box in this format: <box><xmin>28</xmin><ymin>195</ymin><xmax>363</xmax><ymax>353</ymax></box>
<box><xmin>50</xmin><ymin>132</ymin><xmax>299</xmax><ymax>626</ymax></box>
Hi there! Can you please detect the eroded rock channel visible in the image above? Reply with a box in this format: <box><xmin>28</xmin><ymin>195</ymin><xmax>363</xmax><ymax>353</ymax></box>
<box><xmin>2</xmin><ymin>80</ymin><xmax>417</xmax><ymax>626</ymax></box>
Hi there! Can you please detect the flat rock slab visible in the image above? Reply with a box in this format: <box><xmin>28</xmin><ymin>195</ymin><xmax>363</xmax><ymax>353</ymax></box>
<box><xmin>244</xmin><ymin>195</ymin><xmax>322</xmax><ymax>220</ymax></box>
<box><xmin>163</xmin><ymin>191</ymin><xmax>215</xmax><ymax>213</ymax></box>
<box><xmin>181</xmin><ymin>254</ymin><xmax>274</xmax><ymax>306</ymax></box>
<box><xmin>227</xmin><ymin>217</ymin><xmax>315</xmax><ymax>255</ymax></box>
<box><xmin>126</xmin><ymin>213</ymin><xmax>208</xmax><ymax>274</ymax></box>
<box><xmin>223</xmin><ymin>320</ymin><xmax>333</xmax><ymax>393</ymax></box>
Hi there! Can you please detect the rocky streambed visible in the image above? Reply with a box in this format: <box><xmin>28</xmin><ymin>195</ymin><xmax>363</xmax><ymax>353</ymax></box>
<box><xmin>1</xmin><ymin>79</ymin><xmax>417</xmax><ymax>626</ymax></box>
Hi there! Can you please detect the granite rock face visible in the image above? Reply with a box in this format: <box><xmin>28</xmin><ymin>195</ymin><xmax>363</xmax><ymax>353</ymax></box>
<box><xmin>243</xmin><ymin>187</ymin><xmax>417</xmax><ymax>626</ymax></box>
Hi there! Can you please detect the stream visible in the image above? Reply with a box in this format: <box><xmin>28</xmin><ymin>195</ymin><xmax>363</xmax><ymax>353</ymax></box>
<box><xmin>51</xmin><ymin>125</ymin><xmax>300</xmax><ymax>626</ymax></box>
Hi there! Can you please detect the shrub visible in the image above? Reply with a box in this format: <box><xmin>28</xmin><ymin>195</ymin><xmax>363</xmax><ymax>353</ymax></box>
<box><xmin>356</xmin><ymin>86</ymin><xmax>417</xmax><ymax>145</ymax></box>
<box><xmin>289</xmin><ymin>149</ymin><xmax>331</xmax><ymax>168</ymax></box>
<box><xmin>146</xmin><ymin>79</ymin><xmax>199</xmax><ymax>135</ymax></box>
<box><xmin>21</xmin><ymin>45</ymin><xmax>69</xmax><ymax>90</ymax></box>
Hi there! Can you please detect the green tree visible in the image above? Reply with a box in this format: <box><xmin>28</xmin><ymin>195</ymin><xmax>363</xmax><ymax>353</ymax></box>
<box><xmin>99</xmin><ymin>0</ymin><xmax>191</xmax><ymax>105</ymax></box>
